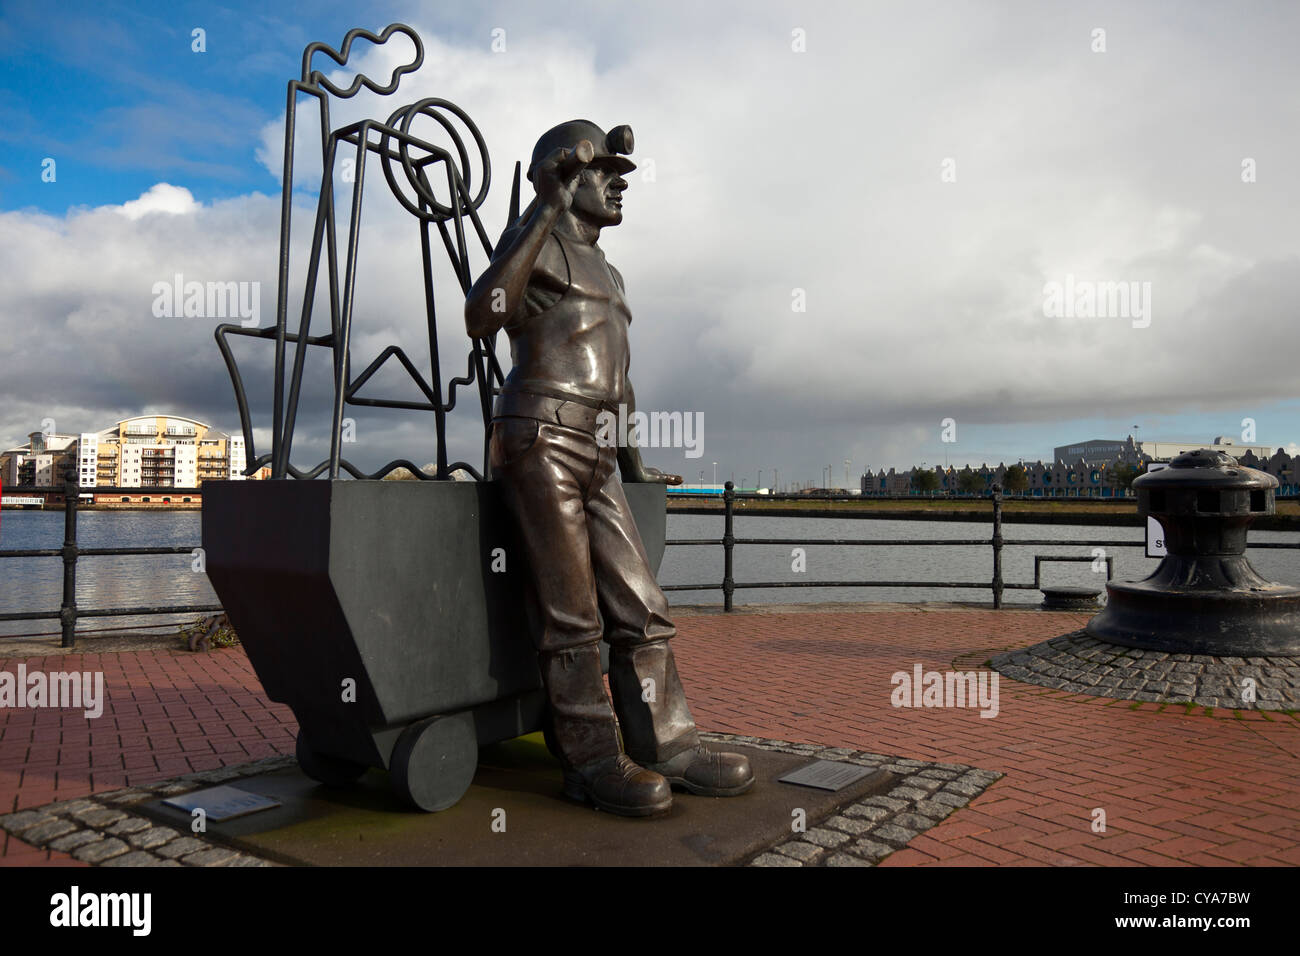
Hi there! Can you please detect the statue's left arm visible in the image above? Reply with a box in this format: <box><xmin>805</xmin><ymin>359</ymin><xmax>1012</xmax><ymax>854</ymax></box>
<box><xmin>618</xmin><ymin>379</ymin><xmax>683</xmax><ymax>485</ymax></box>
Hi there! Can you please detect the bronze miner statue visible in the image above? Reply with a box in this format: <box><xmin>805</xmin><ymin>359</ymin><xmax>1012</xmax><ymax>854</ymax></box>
<box><xmin>465</xmin><ymin>120</ymin><xmax>754</xmax><ymax>816</ymax></box>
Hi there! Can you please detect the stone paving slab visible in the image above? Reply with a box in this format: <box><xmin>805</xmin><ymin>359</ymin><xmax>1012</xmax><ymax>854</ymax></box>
<box><xmin>992</xmin><ymin>630</ymin><xmax>1300</xmax><ymax>710</ymax></box>
<box><xmin>131</xmin><ymin>736</ymin><xmax>918</xmax><ymax>867</ymax></box>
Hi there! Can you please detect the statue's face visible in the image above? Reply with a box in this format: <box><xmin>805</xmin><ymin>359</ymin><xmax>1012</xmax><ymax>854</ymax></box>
<box><xmin>571</xmin><ymin>159</ymin><xmax>627</xmax><ymax>227</ymax></box>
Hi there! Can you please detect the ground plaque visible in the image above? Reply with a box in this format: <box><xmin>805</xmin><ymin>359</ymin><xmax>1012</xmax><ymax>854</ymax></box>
<box><xmin>777</xmin><ymin>760</ymin><xmax>874</xmax><ymax>792</ymax></box>
<box><xmin>163</xmin><ymin>785</ymin><xmax>282</xmax><ymax>823</ymax></box>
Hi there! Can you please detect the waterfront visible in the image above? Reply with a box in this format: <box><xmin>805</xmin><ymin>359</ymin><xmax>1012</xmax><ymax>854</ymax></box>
<box><xmin>662</xmin><ymin>513</ymin><xmax>1300</xmax><ymax>605</ymax></box>
<box><xmin>2</xmin><ymin>509</ymin><xmax>1298</xmax><ymax>637</ymax></box>
<box><xmin>0</xmin><ymin>510</ymin><xmax>211</xmax><ymax>638</ymax></box>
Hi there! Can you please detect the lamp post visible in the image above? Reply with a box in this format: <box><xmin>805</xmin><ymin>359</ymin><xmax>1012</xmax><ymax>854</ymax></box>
<box><xmin>712</xmin><ymin>461</ymin><xmax>717</xmax><ymax>487</ymax></box>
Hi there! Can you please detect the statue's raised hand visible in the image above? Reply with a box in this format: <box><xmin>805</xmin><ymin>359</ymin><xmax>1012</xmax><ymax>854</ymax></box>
<box><xmin>534</xmin><ymin>140</ymin><xmax>595</xmax><ymax>213</ymax></box>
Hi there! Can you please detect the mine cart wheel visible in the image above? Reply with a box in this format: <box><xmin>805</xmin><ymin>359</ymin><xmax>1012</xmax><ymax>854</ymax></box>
<box><xmin>390</xmin><ymin>710</ymin><xmax>479</xmax><ymax>812</ymax></box>
<box><xmin>296</xmin><ymin>731</ymin><xmax>369</xmax><ymax>787</ymax></box>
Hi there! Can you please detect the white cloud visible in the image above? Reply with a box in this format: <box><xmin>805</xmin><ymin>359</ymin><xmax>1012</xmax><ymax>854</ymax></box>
<box><xmin>115</xmin><ymin>183</ymin><xmax>200</xmax><ymax>220</ymax></box>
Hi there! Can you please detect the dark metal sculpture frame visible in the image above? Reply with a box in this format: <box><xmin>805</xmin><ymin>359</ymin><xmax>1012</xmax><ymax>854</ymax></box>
<box><xmin>214</xmin><ymin>23</ymin><xmax>523</xmax><ymax>482</ymax></box>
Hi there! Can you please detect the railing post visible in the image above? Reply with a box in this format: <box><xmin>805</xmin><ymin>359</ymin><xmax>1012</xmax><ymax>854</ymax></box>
<box><xmin>990</xmin><ymin>483</ymin><xmax>1004</xmax><ymax>609</ymax></box>
<box><xmin>61</xmin><ymin>474</ymin><xmax>79</xmax><ymax>648</ymax></box>
<box><xmin>723</xmin><ymin>480</ymin><xmax>735</xmax><ymax>612</ymax></box>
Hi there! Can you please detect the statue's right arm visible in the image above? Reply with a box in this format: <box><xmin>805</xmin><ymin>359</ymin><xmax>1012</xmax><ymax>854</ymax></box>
<box><xmin>465</xmin><ymin>146</ymin><xmax>586</xmax><ymax>337</ymax></box>
<box><xmin>463</xmin><ymin>197</ymin><xmax>564</xmax><ymax>338</ymax></box>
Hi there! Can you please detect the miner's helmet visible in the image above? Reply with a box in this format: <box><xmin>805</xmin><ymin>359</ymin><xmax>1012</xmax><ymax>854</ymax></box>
<box><xmin>527</xmin><ymin>119</ymin><xmax>636</xmax><ymax>183</ymax></box>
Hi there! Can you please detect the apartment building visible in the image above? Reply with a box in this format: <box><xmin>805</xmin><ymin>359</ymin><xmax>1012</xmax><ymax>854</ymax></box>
<box><xmin>2</xmin><ymin>416</ymin><xmax>257</xmax><ymax>492</ymax></box>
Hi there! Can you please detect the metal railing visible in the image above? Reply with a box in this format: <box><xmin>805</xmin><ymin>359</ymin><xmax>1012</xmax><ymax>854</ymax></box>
<box><xmin>0</xmin><ymin>478</ymin><xmax>221</xmax><ymax>647</ymax></box>
<box><xmin>663</xmin><ymin>481</ymin><xmax>1300</xmax><ymax>611</ymax></box>
<box><xmin>4</xmin><ymin>478</ymin><xmax>1297</xmax><ymax>643</ymax></box>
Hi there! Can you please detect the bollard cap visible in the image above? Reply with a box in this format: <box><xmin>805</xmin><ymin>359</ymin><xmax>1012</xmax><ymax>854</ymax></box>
<box><xmin>1135</xmin><ymin>450</ymin><xmax>1276</xmax><ymax>518</ymax></box>
<box><xmin>1135</xmin><ymin>449</ymin><xmax>1277</xmax><ymax>492</ymax></box>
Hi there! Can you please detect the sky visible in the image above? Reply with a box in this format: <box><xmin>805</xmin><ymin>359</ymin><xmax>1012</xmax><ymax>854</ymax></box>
<box><xmin>1</xmin><ymin>0</ymin><xmax>1298</xmax><ymax>488</ymax></box>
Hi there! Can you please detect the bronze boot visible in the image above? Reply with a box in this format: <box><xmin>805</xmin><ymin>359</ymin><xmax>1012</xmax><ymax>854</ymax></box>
<box><xmin>561</xmin><ymin>754</ymin><xmax>672</xmax><ymax>817</ymax></box>
<box><xmin>609</xmin><ymin>640</ymin><xmax>755</xmax><ymax>797</ymax></box>
<box><xmin>540</xmin><ymin>646</ymin><xmax>671</xmax><ymax>817</ymax></box>
<box><xmin>643</xmin><ymin>744</ymin><xmax>755</xmax><ymax>797</ymax></box>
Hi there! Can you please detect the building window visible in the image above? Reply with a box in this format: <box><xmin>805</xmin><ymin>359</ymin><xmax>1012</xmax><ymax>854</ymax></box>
<box><xmin>142</xmin><ymin>497</ymin><xmax>150</xmax><ymax>502</ymax></box>
<box><xmin>121</xmin><ymin>497</ymin><xmax>129</xmax><ymax>502</ymax></box>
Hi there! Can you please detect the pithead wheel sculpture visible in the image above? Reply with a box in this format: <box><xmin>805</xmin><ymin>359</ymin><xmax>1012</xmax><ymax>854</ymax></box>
<box><xmin>214</xmin><ymin>22</ymin><xmax>504</xmax><ymax>484</ymax></box>
<box><xmin>201</xmin><ymin>24</ymin><xmax>669</xmax><ymax>812</ymax></box>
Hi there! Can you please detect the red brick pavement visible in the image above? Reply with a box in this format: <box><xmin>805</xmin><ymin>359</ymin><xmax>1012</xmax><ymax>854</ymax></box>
<box><xmin>2</xmin><ymin>606</ymin><xmax>1297</xmax><ymax>865</ymax></box>
<box><xmin>673</xmin><ymin>607</ymin><xmax>1300</xmax><ymax>867</ymax></box>
<box><xmin>1</xmin><ymin>647</ymin><xmax>295</xmax><ymax>864</ymax></box>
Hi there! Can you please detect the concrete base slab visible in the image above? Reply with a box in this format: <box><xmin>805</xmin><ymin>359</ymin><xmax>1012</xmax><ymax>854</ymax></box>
<box><xmin>134</xmin><ymin>735</ymin><xmax>895</xmax><ymax>866</ymax></box>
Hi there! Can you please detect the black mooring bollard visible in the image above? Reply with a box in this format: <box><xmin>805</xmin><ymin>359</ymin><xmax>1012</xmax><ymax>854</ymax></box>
<box><xmin>1087</xmin><ymin>449</ymin><xmax>1300</xmax><ymax>655</ymax></box>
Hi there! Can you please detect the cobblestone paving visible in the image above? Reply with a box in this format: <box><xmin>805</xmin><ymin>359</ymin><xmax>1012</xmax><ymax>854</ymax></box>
<box><xmin>992</xmin><ymin>630</ymin><xmax>1300</xmax><ymax>711</ymax></box>
<box><xmin>0</xmin><ymin>756</ymin><xmax>292</xmax><ymax>866</ymax></box>
<box><xmin>701</xmin><ymin>734</ymin><xmax>1002</xmax><ymax>867</ymax></box>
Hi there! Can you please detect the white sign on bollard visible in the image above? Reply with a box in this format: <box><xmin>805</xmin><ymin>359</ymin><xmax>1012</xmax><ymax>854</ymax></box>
<box><xmin>1145</xmin><ymin>462</ymin><xmax>1169</xmax><ymax>558</ymax></box>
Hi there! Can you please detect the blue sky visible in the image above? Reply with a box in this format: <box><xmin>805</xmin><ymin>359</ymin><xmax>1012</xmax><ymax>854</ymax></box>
<box><xmin>1</xmin><ymin>1</ymin><xmax>393</xmax><ymax>212</ymax></box>
<box><xmin>1</xmin><ymin>0</ymin><xmax>1297</xmax><ymax>486</ymax></box>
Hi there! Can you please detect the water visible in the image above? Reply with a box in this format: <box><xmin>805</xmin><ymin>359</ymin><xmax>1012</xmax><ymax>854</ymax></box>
<box><xmin>2</xmin><ymin>509</ymin><xmax>1297</xmax><ymax>636</ymax></box>
<box><xmin>0</xmin><ymin>510</ymin><xmax>214</xmax><ymax>638</ymax></box>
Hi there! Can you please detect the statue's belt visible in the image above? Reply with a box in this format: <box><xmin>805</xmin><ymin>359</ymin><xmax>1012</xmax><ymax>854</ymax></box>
<box><xmin>493</xmin><ymin>388</ymin><xmax>620</xmax><ymax>436</ymax></box>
